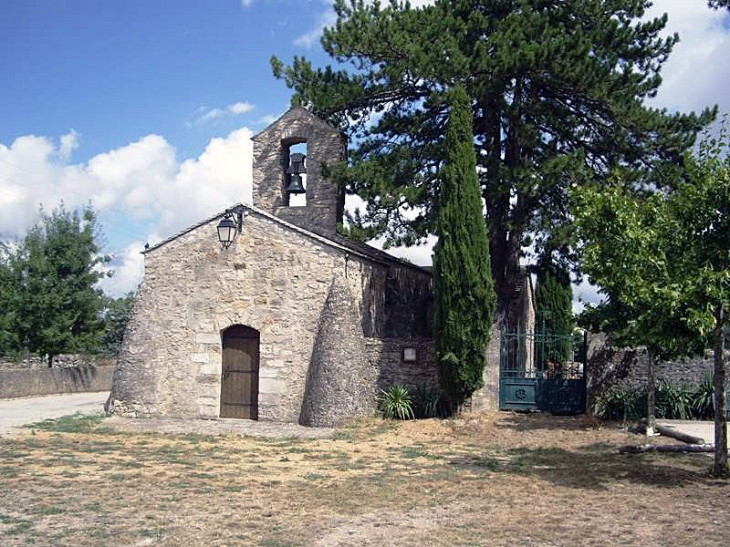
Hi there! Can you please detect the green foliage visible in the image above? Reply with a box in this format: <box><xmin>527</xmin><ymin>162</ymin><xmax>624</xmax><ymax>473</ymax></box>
<box><xmin>599</xmin><ymin>386</ymin><xmax>644</xmax><ymax>422</ymax></box>
<box><xmin>708</xmin><ymin>0</ymin><xmax>730</xmax><ymax>10</ymax></box>
<box><xmin>0</xmin><ymin>205</ymin><xmax>110</xmax><ymax>364</ymax></box>
<box><xmin>576</xmin><ymin>123</ymin><xmax>730</xmax><ymax>473</ymax></box>
<box><xmin>412</xmin><ymin>384</ymin><xmax>443</xmax><ymax>419</ymax></box>
<box><xmin>100</xmin><ymin>292</ymin><xmax>135</xmax><ymax>355</ymax></box>
<box><xmin>534</xmin><ymin>260</ymin><xmax>573</xmax><ymax>364</ymax></box>
<box><xmin>599</xmin><ymin>379</ymin><xmax>722</xmax><ymax>422</ymax></box>
<box><xmin>378</xmin><ymin>385</ymin><xmax>415</xmax><ymax>420</ymax></box>
<box><xmin>433</xmin><ymin>85</ymin><xmax>495</xmax><ymax>411</ymax></box>
<box><xmin>655</xmin><ymin>380</ymin><xmax>693</xmax><ymax>421</ymax></box>
<box><xmin>272</xmin><ymin>0</ymin><xmax>714</xmax><ymax>313</ymax></box>
<box><xmin>692</xmin><ymin>374</ymin><xmax>716</xmax><ymax>420</ymax></box>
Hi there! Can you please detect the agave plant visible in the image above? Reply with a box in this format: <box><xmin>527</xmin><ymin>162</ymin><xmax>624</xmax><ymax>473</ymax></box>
<box><xmin>379</xmin><ymin>385</ymin><xmax>415</xmax><ymax>420</ymax></box>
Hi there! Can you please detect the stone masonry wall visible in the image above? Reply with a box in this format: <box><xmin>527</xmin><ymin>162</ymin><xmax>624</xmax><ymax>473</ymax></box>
<box><xmin>365</xmin><ymin>338</ymin><xmax>437</xmax><ymax>393</ymax></box>
<box><xmin>108</xmin><ymin>209</ymin><xmax>431</xmax><ymax>423</ymax></box>
<box><xmin>252</xmin><ymin>107</ymin><xmax>345</xmax><ymax>237</ymax></box>
<box><xmin>586</xmin><ymin>333</ymin><xmax>719</xmax><ymax>414</ymax></box>
<box><xmin>0</xmin><ymin>364</ymin><xmax>115</xmax><ymax>399</ymax></box>
<box><xmin>469</xmin><ymin>322</ymin><xmax>501</xmax><ymax>412</ymax></box>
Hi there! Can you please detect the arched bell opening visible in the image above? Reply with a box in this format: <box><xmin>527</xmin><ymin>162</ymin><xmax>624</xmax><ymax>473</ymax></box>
<box><xmin>220</xmin><ymin>325</ymin><xmax>260</xmax><ymax>420</ymax></box>
<box><xmin>284</xmin><ymin>141</ymin><xmax>307</xmax><ymax>208</ymax></box>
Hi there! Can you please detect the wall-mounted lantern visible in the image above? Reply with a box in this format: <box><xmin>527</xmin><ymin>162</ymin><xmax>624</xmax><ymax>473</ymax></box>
<box><xmin>402</xmin><ymin>347</ymin><xmax>417</xmax><ymax>363</ymax></box>
<box><xmin>217</xmin><ymin>207</ymin><xmax>245</xmax><ymax>249</ymax></box>
<box><xmin>286</xmin><ymin>152</ymin><xmax>307</xmax><ymax>195</ymax></box>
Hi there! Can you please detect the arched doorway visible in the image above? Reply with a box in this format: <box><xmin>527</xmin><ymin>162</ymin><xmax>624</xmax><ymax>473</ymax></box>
<box><xmin>220</xmin><ymin>325</ymin><xmax>259</xmax><ymax>420</ymax></box>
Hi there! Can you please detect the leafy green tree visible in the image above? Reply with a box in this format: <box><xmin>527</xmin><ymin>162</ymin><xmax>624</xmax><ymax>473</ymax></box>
<box><xmin>575</xmin><ymin>127</ymin><xmax>730</xmax><ymax>476</ymax></box>
<box><xmin>272</xmin><ymin>0</ymin><xmax>714</xmax><ymax>317</ymax></box>
<box><xmin>12</xmin><ymin>205</ymin><xmax>110</xmax><ymax>366</ymax></box>
<box><xmin>0</xmin><ymin>244</ymin><xmax>19</xmax><ymax>355</ymax></box>
<box><xmin>534</xmin><ymin>259</ymin><xmax>573</xmax><ymax>364</ymax></box>
<box><xmin>100</xmin><ymin>292</ymin><xmax>135</xmax><ymax>355</ymax></box>
<box><xmin>708</xmin><ymin>0</ymin><xmax>730</xmax><ymax>10</ymax></box>
<box><xmin>433</xmin><ymin>85</ymin><xmax>495</xmax><ymax>411</ymax></box>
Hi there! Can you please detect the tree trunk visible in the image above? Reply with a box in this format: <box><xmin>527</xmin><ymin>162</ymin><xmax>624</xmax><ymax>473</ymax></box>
<box><xmin>619</xmin><ymin>444</ymin><xmax>714</xmax><ymax>454</ymax></box>
<box><xmin>646</xmin><ymin>353</ymin><xmax>656</xmax><ymax>436</ymax></box>
<box><xmin>712</xmin><ymin>304</ymin><xmax>728</xmax><ymax>476</ymax></box>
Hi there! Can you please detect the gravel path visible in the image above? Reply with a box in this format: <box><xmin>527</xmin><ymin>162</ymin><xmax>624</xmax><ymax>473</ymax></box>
<box><xmin>0</xmin><ymin>391</ymin><xmax>109</xmax><ymax>436</ymax></box>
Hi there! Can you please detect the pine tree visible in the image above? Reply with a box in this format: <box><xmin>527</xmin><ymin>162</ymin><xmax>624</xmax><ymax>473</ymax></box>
<box><xmin>433</xmin><ymin>85</ymin><xmax>495</xmax><ymax>411</ymax></box>
<box><xmin>272</xmin><ymin>0</ymin><xmax>715</xmax><ymax>318</ymax></box>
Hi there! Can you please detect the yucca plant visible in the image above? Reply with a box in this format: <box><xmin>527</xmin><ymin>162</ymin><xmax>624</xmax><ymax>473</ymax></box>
<box><xmin>413</xmin><ymin>384</ymin><xmax>441</xmax><ymax>419</ymax></box>
<box><xmin>692</xmin><ymin>374</ymin><xmax>716</xmax><ymax>420</ymax></box>
<box><xmin>599</xmin><ymin>386</ymin><xmax>643</xmax><ymax>422</ymax></box>
<box><xmin>656</xmin><ymin>380</ymin><xmax>692</xmax><ymax>420</ymax></box>
<box><xmin>379</xmin><ymin>385</ymin><xmax>415</xmax><ymax>420</ymax></box>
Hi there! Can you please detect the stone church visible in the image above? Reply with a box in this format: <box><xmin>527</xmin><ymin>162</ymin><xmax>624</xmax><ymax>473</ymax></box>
<box><xmin>107</xmin><ymin>107</ymin><xmax>532</xmax><ymax>425</ymax></box>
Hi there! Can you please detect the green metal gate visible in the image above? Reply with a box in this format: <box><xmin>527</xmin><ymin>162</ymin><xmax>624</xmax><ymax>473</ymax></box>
<box><xmin>499</xmin><ymin>329</ymin><xmax>587</xmax><ymax>414</ymax></box>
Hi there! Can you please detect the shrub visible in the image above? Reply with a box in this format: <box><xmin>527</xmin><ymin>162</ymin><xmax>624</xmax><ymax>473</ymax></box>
<box><xmin>599</xmin><ymin>386</ymin><xmax>644</xmax><ymax>422</ymax></box>
<box><xmin>413</xmin><ymin>385</ymin><xmax>442</xmax><ymax>419</ymax></box>
<box><xmin>692</xmin><ymin>374</ymin><xmax>715</xmax><ymax>420</ymax></box>
<box><xmin>379</xmin><ymin>385</ymin><xmax>415</xmax><ymax>420</ymax></box>
<box><xmin>656</xmin><ymin>380</ymin><xmax>692</xmax><ymax>420</ymax></box>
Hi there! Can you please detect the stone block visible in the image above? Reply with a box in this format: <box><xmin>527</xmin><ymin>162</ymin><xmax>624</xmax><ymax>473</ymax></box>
<box><xmin>197</xmin><ymin>404</ymin><xmax>219</xmax><ymax>419</ymax></box>
<box><xmin>190</xmin><ymin>353</ymin><xmax>209</xmax><ymax>363</ymax></box>
<box><xmin>195</xmin><ymin>333</ymin><xmax>221</xmax><ymax>345</ymax></box>
<box><xmin>259</xmin><ymin>367</ymin><xmax>279</xmax><ymax>379</ymax></box>
<box><xmin>260</xmin><ymin>377</ymin><xmax>285</xmax><ymax>395</ymax></box>
<box><xmin>199</xmin><ymin>361</ymin><xmax>221</xmax><ymax>375</ymax></box>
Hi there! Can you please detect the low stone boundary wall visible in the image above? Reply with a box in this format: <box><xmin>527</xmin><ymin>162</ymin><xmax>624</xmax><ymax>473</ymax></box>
<box><xmin>0</xmin><ymin>364</ymin><xmax>116</xmax><ymax>399</ymax></box>
<box><xmin>586</xmin><ymin>333</ymin><xmax>722</xmax><ymax>415</ymax></box>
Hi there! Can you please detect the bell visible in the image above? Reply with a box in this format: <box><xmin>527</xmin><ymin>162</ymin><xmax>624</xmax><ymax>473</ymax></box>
<box><xmin>286</xmin><ymin>174</ymin><xmax>306</xmax><ymax>194</ymax></box>
<box><xmin>287</xmin><ymin>153</ymin><xmax>307</xmax><ymax>175</ymax></box>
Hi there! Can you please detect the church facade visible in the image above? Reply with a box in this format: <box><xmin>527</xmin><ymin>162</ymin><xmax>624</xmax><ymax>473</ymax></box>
<box><xmin>107</xmin><ymin>108</ymin><xmax>442</xmax><ymax>425</ymax></box>
<box><xmin>107</xmin><ymin>107</ymin><xmax>534</xmax><ymax>425</ymax></box>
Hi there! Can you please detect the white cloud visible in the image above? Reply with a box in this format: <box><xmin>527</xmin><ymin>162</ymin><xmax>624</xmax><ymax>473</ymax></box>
<box><xmin>240</xmin><ymin>0</ymin><xmax>253</xmax><ymax>7</ymax></box>
<box><xmin>0</xmin><ymin>127</ymin><xmax>254</xmax><ymax>295</ymax></box>
<box><xmin>228</xmin><ymin>101</ymin><xmax>254</xmax><ymax>115</ymax></box>
<box><xmin>58</xmin><ymin>129</ymin><xmax>80</xmax><ymax>161</ymax></box>
<box><xmin>294</xmin><ymin>9</ymin><xmax>337</xmax><ymax>48</ymax></box>
<box><xmin>97</xmin><ymin>241</ymin><xmax>146</xmax><ymax>297</ymax></box>
<box><xmin>189</xmin><ymin>101</ymin><xmax>256</xmax><ymax>126</ymax></box>
<box><xmin>648</xmin><ymin>1</ymin><xmax>730</xmax><ymax>115</ymax></box>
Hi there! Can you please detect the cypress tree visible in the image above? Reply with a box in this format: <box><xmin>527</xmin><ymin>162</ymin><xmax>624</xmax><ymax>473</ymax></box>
<box><xmin>534</xmin><ymin>260</ymin><xmax>573</xmax><ymax>365</ymax></box>
<box><xmin>433</xmin><ymin>85</ymin><xmax>495</xmax><ymax>412</ymax></box>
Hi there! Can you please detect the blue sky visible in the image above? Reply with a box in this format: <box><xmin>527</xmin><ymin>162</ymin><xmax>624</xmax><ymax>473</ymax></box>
<box><xmin>1</xmin><ymin>0</ymin><xmax>729</xmax><ymax>301</ymax></box>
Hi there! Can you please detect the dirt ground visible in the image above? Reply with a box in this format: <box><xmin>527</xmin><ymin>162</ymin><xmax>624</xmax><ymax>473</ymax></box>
<box><xmin>0</xmin><ymin>412</ymin><xmax>728</xmax><ymax>546</ymax></box>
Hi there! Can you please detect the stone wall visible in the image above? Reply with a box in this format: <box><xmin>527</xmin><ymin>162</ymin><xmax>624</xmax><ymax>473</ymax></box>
<box><xmin>365</xmin><ymin>338</ymin><xmax>437</xmax><ymax>392</ymax></box>
<box><xmin>108</xmin><ymin>209</ymin><xmax>434</xmax><ymax>423</ymax></box>
<box><xmin>0</xmin><ymin>354</ymin><xmax>116</xmax><ymax>370</ymax></box>
<box><xmin>0</xmin><ymin>364</ymin><xmax>115</xmax><ymax>399</ymax></box>
<box><xmin>586</xmin><ymin>333</ymin><xmax>718</xmax><ymax>414</ymax></box>
<box><xmin>469</xmin><ymin>322</ymin><xmax>501</xmax><ymax>412</ymax></box>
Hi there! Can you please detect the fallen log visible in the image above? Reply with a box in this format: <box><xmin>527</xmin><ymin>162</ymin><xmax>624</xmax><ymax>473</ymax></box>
<box><xmin>619</xmin><ymin>443</ymin><xmax>714</xmax><ymax>454</ymax></box>
<box><xmin>656</xmin><ymin>424</ymin><xmax>705</xmax><ymax>445</ymax></box>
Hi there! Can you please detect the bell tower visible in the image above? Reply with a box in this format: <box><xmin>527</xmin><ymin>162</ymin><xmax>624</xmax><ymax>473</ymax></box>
<box><xmin>251</xmin><ymin>107</ymin><xmax>346</xmax><ymax>236</ymax></box>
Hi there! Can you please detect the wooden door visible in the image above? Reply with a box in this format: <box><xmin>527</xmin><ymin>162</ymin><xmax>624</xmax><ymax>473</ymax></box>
<box><xmin>220</xmin><ymin>326</ymin><xmax>259</xmax><ymax>419</ymax></box>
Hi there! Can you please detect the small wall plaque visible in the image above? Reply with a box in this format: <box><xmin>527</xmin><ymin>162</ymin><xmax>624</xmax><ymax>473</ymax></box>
<box><xmin>402</xmin><ymin>347</ymin><xmax>417</xmax><ymax>363</ymax></box>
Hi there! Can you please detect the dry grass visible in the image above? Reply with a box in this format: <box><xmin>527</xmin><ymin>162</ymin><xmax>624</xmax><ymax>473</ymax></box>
<box><xmin>0</xmin><ymin>412</ymin><xmax>728</xmax><ymax>546</ymax></box>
